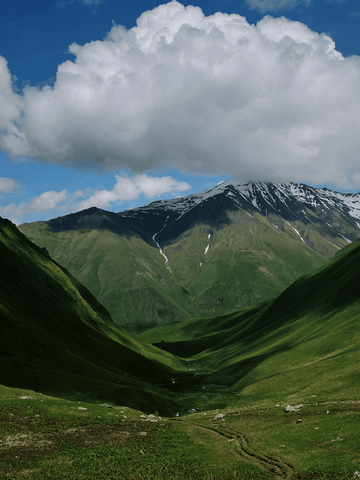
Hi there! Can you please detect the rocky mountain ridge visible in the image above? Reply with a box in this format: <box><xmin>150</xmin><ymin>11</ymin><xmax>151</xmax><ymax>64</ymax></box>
<box><xmin>119</xmin><ymin>180</ymin><xmax>360</xmax><ymax>251</ymax></box>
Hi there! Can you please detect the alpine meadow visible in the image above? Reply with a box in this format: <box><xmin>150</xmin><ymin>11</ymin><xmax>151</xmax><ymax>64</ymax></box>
<box><xmin>1</xmin><ymin>0</ymin><xmax>360</xmax><ymax>478</ymax></box>
<box><xmin>0</xmin><ymin>180</ymin><xmax>359</xmax><ymax>479</ymax></box>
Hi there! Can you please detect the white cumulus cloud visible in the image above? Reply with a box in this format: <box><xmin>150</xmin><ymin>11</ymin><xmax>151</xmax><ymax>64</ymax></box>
<box><xmin>1</xmin><ymin>1</ymin><xmax>360</xmax><ymax>188</ymax></box>
<box><xmin>0</xmin><ymin>174</ymin><xmax>190</xmax><ymax>224</ymax></box>
<box><xmin>29</xmin><ymin>190</ymin><xmax>68</xmax><ymax>212</ymax></box>
<box><xmin>1</xmin><ymin>190</ymin><xmax>68</xmax><ymax>224</ymax></box>
<box><xmin>76</xmin><ymin>173</ymin><xmax>190</xmax><ymax>210</ymax></box>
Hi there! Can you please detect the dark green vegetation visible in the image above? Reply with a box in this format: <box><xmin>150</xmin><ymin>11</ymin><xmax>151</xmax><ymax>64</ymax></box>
<box><xmin>19</xmin><ymin>207</ymin><xmax>329</xmax><ymax>333</ymax></box>
<box><xmin>0</xmin><ymin>216</ymin><xmax>187</xmax><ymax>414</ymax></box>
<box><xmin>2</xmin><ymin>207</ymin><xmax>360</xmax><ymax>478</ymax></box>
<box><xmin>0</xmin><ymin>202</ymin><xmax>360</xmax><ymax>480</ymax></box>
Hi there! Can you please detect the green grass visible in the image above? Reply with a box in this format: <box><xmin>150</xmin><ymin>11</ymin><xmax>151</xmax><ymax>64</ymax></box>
<box><xmin>0</xmin><ymin>390</ymin><xmax>270</xmax><ymax>480</ymax></box>
<box><xmin>3</xmin><ymin>215</ymin><xmax>360</xmax><ymax>478</ymax></box>
<box><xmin>19</xmin><ymin>211</ymin><xmax>328</xmax><ymax>332</ymax></box>
<box><xmin>1</xmin><ymin>387</ymin><xmax>359</xmax><ymax>479</ymax></box>
<box><xmin>139</xmin><ymin>238</ymin><xmax>360</xmax><ymax>417</ymax></box>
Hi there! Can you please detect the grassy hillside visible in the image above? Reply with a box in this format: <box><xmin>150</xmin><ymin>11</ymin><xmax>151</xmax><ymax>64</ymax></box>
<box><xmin>0</xmin><ymin>216</ymin><xmax>189</xmax><ymax>415</ymax></box>
<box><xmin>164</xmin><ymin>212</ymin><xmax>327</xmax><ymax>315</ymax></box>
<box><xmin>139</xmin><ymin>236</ymin><xmax>360</xmax><ymax>409</ymax></box>
<box><xmin>2</xmin><ymin>216</ymin><xmax>360</xmax><ymax>478</ymax></box>
<box><xmin>20</xmin><ymin>210</ymin><xmax>327</xmax><ymax>331</ymax></box>
<box><xmin>18</xmin><ymin>223</ymin><xmax>198</xmax><ymax>332</ymax></box>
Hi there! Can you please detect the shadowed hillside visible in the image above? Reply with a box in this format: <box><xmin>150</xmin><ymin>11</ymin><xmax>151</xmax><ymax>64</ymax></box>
<box><xmin>0</xmin><ymin>216</ymin><xmax>187</xmax><ymax>415</ymax></box>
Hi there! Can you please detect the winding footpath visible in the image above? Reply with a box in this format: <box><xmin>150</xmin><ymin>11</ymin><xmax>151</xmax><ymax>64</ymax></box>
<box><xmin>171</xmin><ymin>417</ymin><xmax>294</xmax><ymax>479</ymax></box>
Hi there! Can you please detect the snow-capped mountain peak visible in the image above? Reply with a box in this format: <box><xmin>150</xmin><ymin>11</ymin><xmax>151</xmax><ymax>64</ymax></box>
<box><xmin>122</xmin><ymin>180</ymin><xmax>360</xmax><ymax>222</ymax></box>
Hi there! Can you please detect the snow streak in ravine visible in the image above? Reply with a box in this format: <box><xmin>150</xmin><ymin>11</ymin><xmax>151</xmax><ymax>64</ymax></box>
<box><xmin>152</xmin><ymin>216</ymin><xmax>170</xmax><ymax>262</ymax></box>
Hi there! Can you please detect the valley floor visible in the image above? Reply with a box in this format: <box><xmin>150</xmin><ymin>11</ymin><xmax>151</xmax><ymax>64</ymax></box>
<box><xmin>1</xmin><ymin>386</ymin><xmax>359</xmax><ymax>480</ymax></box>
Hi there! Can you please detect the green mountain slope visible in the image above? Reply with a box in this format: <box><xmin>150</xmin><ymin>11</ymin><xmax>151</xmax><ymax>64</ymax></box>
<box><xmin>164</xmin><ymin>212</ymin><xmax>327</xmax><ymax>314</ymax></box>
<box><xmin>140</xmin><ymin>237</ymin><xmax>360</xmax><ymax>405</ymax></box>
<box><xmin>19</xmin><ymin>209</ymin><xmax>327</xmax><ymax>332</ymax></box>
<box><xmin>18</xmin><ymin>223</ymin><xmax>198</xmax><ymax>331</ymax></box>
<box><xmin>0</xmin><ymin>216</ymin><xmax>186</xmax><ymax>414</ymax></box>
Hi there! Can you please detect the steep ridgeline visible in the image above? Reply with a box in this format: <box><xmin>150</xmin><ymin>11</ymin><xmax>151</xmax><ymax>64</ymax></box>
<box><xmin>19</xmin><ymin>181</ymin><xmax>360</xmax><ymax>332</ymax></box>
<box><xmin>0</xmin><ymin>216</ymin><xmax>184</xmax><ymax>414</ymax></box>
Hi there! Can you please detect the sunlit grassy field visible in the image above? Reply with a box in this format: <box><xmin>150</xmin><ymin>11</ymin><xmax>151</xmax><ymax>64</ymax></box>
<box><xmin>1</xmin><ymin>386</ymin><xmax>359</xmax><ymax>479</ymax></box>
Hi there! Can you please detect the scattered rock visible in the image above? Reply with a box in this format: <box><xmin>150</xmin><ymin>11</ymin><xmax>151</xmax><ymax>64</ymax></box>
<box><xmin>280</xmin><ymin>445</ymin><xmax>285</xmax><ymax>448</ymax></box>
<box><xmin>78</xmin><ymin>407</ymin><xmax>87</xmax><ymax>411</ymax></box>
<box><xmin>214</xmin><ymin>413</ymin><xmax>226</xmax><ymax>420</ymax></box>
<box><xmin>331</xmin><ymin>437</ymin><xmax>343</xmax><ymax>442</ymax></box>
<box><xmin>284</xmin><ymin>405</ymin><xmax>300</xmax><ymax>413</ymax></box>
<box><xmin>314</xmin><ymin>427</ymin><xmax>319</xmax><ymax>430</ymax></box>
<box><xmin>353</xmin><ymin>471</ymin><xmax>360</xmax><ymax>479</ymax></box>
<box><xmin>141</xmin><ymin>414</ymin><xmax>160</xmax><ymax>423</ymax></box>
<box><xmin>296</xmin><ymin>419</ymin><xmax>302</xmax><ymax>424</ymax></box>
<box><xmin>284</xmin><ymin>404</ymin><xmax>304</xmax><ymax>412</ymax></box>
<box><xmin>19</xmin><ymin>396</ymin><xmax>35</xmax><ymax>400</ymax></box>
<box><xmin>139</xmin><ymin>450</ymin><xmax>145</xmax><ymax>455</ymax></box>
<box><xmin>326</xmin><ymin>410</ymin><xmax>330</xmax><ymax>414</ymax></box>
<box><xmin>99</xmin><ymin>403</ymin><xmax>113</xmax><ymax>409</ymax></box>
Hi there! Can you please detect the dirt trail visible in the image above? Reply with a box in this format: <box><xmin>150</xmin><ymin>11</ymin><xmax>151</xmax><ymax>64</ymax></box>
<box><xmin>171</xmin><ymin>418</ymin><xmax>294</xmax><ymax>479</ymax></box>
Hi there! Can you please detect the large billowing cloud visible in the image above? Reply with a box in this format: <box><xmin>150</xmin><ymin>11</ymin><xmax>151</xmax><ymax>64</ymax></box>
<box><xmin>1</xmin><ymin>1</ymin><xmax>360</xmax><ymax>188</ymax></box>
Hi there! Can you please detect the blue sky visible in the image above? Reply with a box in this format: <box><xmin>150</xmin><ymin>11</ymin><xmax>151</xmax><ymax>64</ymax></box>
<box><xmin>1</xmin><ymin>0</ymin><xmax>360</xmax><ymax>224</ymax></box>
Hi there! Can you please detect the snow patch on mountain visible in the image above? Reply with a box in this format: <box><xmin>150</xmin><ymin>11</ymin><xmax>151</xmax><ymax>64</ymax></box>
<box><xmin>120</xmin><ymin>180</ymin><xmax>360</xmax><ymax>253</ymax></box>
<box><xmin>338</xmin><ymin>233</ymin><xmax>351</xmax><ymax>243</ymax></box>
<box><xmin>122</xmin><ymin>181</ymin><xmax>360</xmax><ymax>225</ymax></box>
<box><xmin>152</xmin><ymin>216</ymin><xmax>170</xmax><ymax>262</ymax></box>
<box><xmin>285</xmin><ymin>220</ymin><xmax>305</xmax><ymax>243</ymax></box>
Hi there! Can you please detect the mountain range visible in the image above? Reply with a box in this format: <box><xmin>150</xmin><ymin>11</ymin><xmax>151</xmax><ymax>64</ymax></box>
<box><xmin>19</xmin><ymin>181</ymin><xmax>360</xmax><ymax>332</ymax></box>
<box><xmin>2</xmin><ymin>193</ymin><xmax>360</xmax><ymax>478</ymax></box>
